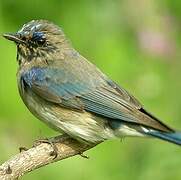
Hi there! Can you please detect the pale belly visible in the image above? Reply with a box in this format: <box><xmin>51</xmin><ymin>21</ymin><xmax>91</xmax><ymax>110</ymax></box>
<box><xmin>21</xmin><ymin>89</ymin><xmax>116</xmax><ymax>144</ymax></box>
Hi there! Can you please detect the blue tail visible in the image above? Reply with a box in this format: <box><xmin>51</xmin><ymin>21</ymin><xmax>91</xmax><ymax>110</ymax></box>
<box><xmin>146</xmin><ymin>130</ymin><xmax>181</xmax><ymax>146</ymax></box>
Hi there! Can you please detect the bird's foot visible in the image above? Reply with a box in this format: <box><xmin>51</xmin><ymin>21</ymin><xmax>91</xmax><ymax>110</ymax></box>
<box><xmin>79</xmin><ymin>152</ymin><xmax>89</xmax><ymax>159</ymax></box>
<box><xmin>0</xmin><ymin>165</ymin><xmax>12</xmax><ymax>174</ymax></box>
<box><xmin>19</xmin><ymin>146</ymin><xmax>28</xmax><ymax>152</ymax></box>
<box><xmin>33</xmin><ymin>138</ymin><xmax>58</xmax><ymax>159</ymax></box>
<box><xmin>33</xmin><ymin>134</ymin><xmax>71</xmax><ymax>159</ymax></box>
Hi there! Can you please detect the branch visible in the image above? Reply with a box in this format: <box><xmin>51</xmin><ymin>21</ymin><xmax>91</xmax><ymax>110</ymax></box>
<box><xmin>0</xmin><ymin>134</ymin><xmax>98</xmax><ymax>180</ymax></box>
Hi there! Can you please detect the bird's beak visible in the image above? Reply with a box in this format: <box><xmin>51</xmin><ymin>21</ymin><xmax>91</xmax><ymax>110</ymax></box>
<box><xmin>3</xmin><ymin>33</ymin><xmax>26</xmax><ymax>44</ymax></box>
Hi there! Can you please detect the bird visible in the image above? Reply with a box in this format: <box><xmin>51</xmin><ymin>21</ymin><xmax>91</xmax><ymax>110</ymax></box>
<box><xmin>3</xmin><ymin>19</ymin><xmax>181</xmax><ymax>146</ymax></box>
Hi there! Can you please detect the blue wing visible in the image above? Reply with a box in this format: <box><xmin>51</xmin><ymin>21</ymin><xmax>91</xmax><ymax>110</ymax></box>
<box><xmin>21</xmin><ymin>67</ymin><xmax>172</xmax><ymax>132</ymax></box>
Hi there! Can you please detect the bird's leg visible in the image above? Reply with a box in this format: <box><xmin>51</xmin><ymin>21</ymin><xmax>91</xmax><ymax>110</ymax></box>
<box><xmin>33</xmin><ymin>138</ymin><xmax>58</xmax><ymax>159</ymax></box>
<box><xmin>48</xmin><ymin>134</ymin><xmax>72</xmax><ymax>143</ymax></box>
<box><xmin>33</xmin><ymin>134</ymin><xmax>70</xmax><ymax>159</ymax></box>
<box><xmin>52</xmin><ymin>135</ymin><xmax>91</xmax><ymax>159</ymax></box>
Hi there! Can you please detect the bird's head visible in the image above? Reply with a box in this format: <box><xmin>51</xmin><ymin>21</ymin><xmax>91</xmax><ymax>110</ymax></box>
<box><xmin>3</xmin><ymin>20</ymin><xmax>70</xmax><ymax>65</ymax></box>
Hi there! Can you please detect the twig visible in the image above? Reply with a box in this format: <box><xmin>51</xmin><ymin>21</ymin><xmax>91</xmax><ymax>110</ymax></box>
<box><xmin>0</xmin><ymin>134</ymin><xmax>98</xmax><ymax>180</ymax></box>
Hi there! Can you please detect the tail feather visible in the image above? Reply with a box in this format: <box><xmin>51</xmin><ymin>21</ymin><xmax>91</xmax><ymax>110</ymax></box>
<box><xmin>146</xmin><ymin>130</ymin><xmax>181</xmax><ymax>146</ymax></box>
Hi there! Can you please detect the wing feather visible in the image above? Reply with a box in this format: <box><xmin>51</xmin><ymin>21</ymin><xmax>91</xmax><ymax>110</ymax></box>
<box><xmin>21</xmin><ymin>67</ymin><xmax>172</xmax><ymax>132</ymax></box>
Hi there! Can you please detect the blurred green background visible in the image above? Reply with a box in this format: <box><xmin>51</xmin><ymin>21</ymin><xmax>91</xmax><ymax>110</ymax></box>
<box><xmin>0</xmin><ymin>0</ymin><xmax>181</xmax><ymax>179</ymax></box>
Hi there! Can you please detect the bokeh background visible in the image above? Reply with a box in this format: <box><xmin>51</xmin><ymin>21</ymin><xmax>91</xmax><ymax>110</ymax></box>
<box><xmin>0</xmin><ymin>0</ymin><xmax>181</xmax><ymax>179</ymax></box>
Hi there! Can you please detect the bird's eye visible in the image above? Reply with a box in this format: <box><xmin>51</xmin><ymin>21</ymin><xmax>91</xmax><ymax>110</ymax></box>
<box><xmin>32</xmin><ymin>32</ymin><xmax>46</xmax><ymax>45</ymax></box>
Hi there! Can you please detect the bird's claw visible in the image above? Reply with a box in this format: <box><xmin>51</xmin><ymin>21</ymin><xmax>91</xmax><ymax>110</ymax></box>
<box><xmin>33</xmin><ymin>138</ymin><xmax>58</xmax><ymax>159</ymax></box>
<box><xmin>79</xmin><ymin>152</ymin><xmax>89</xmax><ymax>159</ymax></box>
<box><xmin>19</xmin><ymin>146</ymin><xmax>28</xmax><ymax>152</ymax></box>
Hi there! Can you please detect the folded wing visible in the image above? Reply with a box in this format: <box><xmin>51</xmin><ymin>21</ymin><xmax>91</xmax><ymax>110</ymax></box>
<box><xmin>21</xmin><ymin>67</ymin><xmax>173</xmax><ymax>132</ymax></box>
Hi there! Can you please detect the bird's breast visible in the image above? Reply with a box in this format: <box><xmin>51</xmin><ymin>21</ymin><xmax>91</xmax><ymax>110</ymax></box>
<box><xmin>17</xmin><ymin>72</ymin><xmax>115</xmax><ymax>143</ymax></box>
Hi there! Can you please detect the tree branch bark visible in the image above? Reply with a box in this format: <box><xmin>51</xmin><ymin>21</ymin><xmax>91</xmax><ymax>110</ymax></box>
<box><xmin>0</xmin><ymin>134</ymin><xmax>98</xmax><ymax>180</ymax></box>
